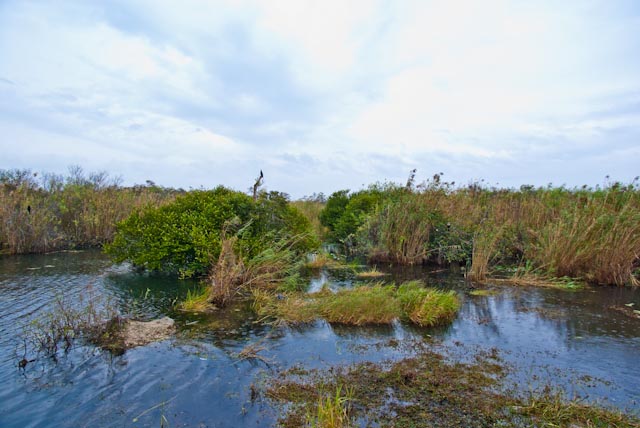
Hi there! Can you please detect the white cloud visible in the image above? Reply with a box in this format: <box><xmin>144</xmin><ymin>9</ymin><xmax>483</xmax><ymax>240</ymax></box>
<box><xmin>1</xmin><ymin>0</ymin><xmax>639</xmax><ymax>196</ymax></box>
<box><xmin>254</xmin><ymin>0</ymin><xmax>383</xmax><ymax>90</ymax></box>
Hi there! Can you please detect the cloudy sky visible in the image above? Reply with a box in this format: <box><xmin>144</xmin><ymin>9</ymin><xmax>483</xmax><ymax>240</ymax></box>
<box><xmin>1</xmin><ymin>0</ymin><xmax>639</xmax><ymax>197</ymax></box>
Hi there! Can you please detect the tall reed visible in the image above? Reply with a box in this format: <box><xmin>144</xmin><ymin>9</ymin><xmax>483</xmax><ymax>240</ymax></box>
<box><xmin>368</xmin><ymin>193</ymin><xmax>440</xmax><ymax>264</ymax></box>
<box><xmin>0</xmin><ymin>167</ymin><xmax>176</xmax><ymax>254</ymax></box>
<box><xmin>322</xmin><ymin>179</ymin><xmax>640</xmax><ymax>286</ymax></box>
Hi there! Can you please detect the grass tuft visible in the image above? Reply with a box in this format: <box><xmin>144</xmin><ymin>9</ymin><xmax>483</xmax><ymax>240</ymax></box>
<box><xmin>397</xmin><ymin>280</ymin><xmax>460</xmax><ymax>327</ymax></box>
<box><xmin>179</xmin><ymin>286</ymin><xmax>214</xmax><ymax>312</ymax></box>
<box><xmin>306</xmin><ymin>385</ymin><xmax>354</xmax><ymax>428</ymax></box>
<box><xmin>319</xmin><ymin>285</ymin><xmax>399</xmax><ymax>325</ymax></box>
<box><xmin>255</xmin><ymin>281</ymin><xmax>460</xmax><ymax>327</ymax></box>
<box><xmin>355</xmin><ymin>266</ymin><xmax>388</xmax><ymax>279</ymax></box>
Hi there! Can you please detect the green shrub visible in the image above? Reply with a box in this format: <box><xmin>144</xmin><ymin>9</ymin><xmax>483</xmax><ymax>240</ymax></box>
<box><xmin>105</xmin><ymin>187</ymin><xmax>318</xmax><ymax>278</ymax></box>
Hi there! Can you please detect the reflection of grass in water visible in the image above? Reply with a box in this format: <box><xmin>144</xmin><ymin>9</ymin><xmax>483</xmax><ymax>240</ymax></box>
<box><xmin>268</xmin><ymin>346</ymin><xmax>640</xmax><ymax>428</ymax></box>
<box><xmin>469</xmin><ymin>289</ymin><xmax>500</xmax><ymax>296</ymax></box>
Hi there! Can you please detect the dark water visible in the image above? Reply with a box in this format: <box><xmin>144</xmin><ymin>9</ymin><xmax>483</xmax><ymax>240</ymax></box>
<box><xmin>0</xmin><ymin>252</ymin><xmax>639</xmax><ymax>427</ymax></box>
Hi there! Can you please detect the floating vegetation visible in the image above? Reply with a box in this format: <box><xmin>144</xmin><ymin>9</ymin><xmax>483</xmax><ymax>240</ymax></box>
<box><xmin>235</xmin><ymin>339</ymin><xmax>271</xmax><ymax>364</ymax></box>
<box><xmin>268</xmin><ymin>347</ymin><xmax>640</xmax><ymax>428</ymax></box>
<box><xmin>469</xmin><ymin>288</ymin><xmax>500</xmax><ymax>296</ymax></box>
<box><xmin>355</xmin><ymin>266</ymin><xmax>387</xmax><ymax>279</ymax></box>
<box><xmin>494</xmin><ymin>274</ymin><xmax>586</xmax><ymax>290</ymax></box>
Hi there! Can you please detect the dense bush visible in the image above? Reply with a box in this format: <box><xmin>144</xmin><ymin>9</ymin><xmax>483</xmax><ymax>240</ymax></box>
<box><xmin>105</xmin><ymin>187</ymin><xmax>318</xmax><ymax>278</ymax></box>
<box><xmin>319</xmin><ymin>186</ymin><xmax>405</xmax><ymax>244</ymax></box>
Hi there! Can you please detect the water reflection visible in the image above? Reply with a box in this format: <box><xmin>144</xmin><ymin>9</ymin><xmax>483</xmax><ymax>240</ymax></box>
<box><xmin>0</xmin><ymin>252</ymin><xmax>638</xmax><ymax>428</ymax></box>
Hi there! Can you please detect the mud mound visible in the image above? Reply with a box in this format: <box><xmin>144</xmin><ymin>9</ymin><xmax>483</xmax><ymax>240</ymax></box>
<box><xmin>123</xmin><ymin>317</ymin><xmax>175</xmax><ymax>348</ymax></box>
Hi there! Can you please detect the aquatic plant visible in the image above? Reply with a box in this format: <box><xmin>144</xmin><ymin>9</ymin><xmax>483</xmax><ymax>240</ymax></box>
<box><xmin>354</xmin><ymin>266</ymin><xmax>387</xmax><ymax>279</ymax></box>
<box><xmin>397</xmin><ymin>280</ymin><xmax>460</xmax><ymax>327</ymax></box>
<box><xmin>20</xmin><ymin>287</ymin><xmax>125</xmax><ymax>360</ymax></box>
<box><xmin>268</xmin><ymin>347</ymin><xmax>640</xmax><ymax>428</ymax></box>
<box><xmin>179</xmin><ymin>285</ymin><xmax>211</xmax><ymax>312</ymax></box>
<box><xmin>319</xmin><ymin>285</ymin><xmax>400</xmax><ymax>325</ymax></box>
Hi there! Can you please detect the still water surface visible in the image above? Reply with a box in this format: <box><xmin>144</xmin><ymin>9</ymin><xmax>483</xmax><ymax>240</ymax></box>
<box><xmin>0</xmin><ymin>251</ymin><xmax>638</xmax><ymax>427</ymax></box>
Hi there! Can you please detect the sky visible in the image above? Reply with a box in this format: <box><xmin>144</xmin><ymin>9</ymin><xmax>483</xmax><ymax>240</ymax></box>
<box><xmin>1</xmin><ymin>0</ymin><xmax>639</xmax><ymax>198</ymax></box>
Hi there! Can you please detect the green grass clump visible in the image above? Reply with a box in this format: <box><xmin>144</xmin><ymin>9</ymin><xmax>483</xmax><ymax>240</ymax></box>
<box><xmin>355</xmin><ymin>266</ymin><xmax>388</xmax><ymax>279</ymax></box>
<box><xmin>255</xmin><ymin>281</ymin><xmax>459</xmax><ymax>327</ymax></box>
<box><xmin>179</xmin><ymin>286</ymin><xmax>213</xmax><ymax>312</ymax></box>
<box><xmin>306</xmin><ymin>385</ymin><xmax>354</xmax><ymax>428</ymax></box>
<box><xmin>320</xmin><ymin>285</ymin><xmax>399</xmax><ymax>325</ymax></box>
<box><xmin>397</xmin><ymin>281</ymin><xmax>460</xmax><ymax>327</ymax></box>
<box><xmin>253</xmin><ymin>289</ymin><xmax>319</xmax><ymax>324</ymax></box>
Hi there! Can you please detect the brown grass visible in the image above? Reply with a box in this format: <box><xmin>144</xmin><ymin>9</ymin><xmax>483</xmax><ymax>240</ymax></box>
<box><xmin>0</xmin><ymin>168</ymin><xmax>176</xmax><ymax>254</ymax></box>
<box><xmin>268</xmin><ymin>346</ymin><xmax>640</xmax><ymax>428</ymax></box>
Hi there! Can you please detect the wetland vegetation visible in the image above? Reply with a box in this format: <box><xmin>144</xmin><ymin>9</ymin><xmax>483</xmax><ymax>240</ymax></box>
<box><xmin>269</xmin><ymin>344</ymin><xmax>640</xmax><ymax>428</ymax></box>
<box><xmin>317</xmin><ymin>173</ymin><xmax>640</xmax><ymax>287</ymax></box>
<box><xmin>1</xmin><ymin>167</ymin><xmax>640</xmax><ymax>427</ymax></box>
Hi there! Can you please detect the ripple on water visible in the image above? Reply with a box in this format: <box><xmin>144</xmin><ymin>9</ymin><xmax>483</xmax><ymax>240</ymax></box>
<box><xmin>1</xmin><ymin>252</ymin><xmax>639</xmax><ymax>427</ymax></box>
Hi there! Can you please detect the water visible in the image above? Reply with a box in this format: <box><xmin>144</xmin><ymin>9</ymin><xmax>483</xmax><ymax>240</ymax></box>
<box><xmin>0</xmin><ymin>251</ymin><xmax>639</xmax><ymax>427</ymax></box>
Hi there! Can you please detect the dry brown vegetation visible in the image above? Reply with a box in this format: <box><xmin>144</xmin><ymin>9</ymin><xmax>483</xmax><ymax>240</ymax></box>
<box><xmin>268</xmin><ymin>346</ymin><xmax>640</xmax><ymax>428</ymax></box>
<box><xmin>0</xmin><ymin>167</ymin><xmax>176</xmax><ymax>254</ymax></box>
<box><xmin>324</xmin><ymin>178</ymin><xmax>640</xmax><ymax>286</ymax></box>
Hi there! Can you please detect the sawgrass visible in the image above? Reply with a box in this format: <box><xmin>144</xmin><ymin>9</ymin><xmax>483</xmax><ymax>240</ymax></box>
<box><xmin>254</xmin><ymin>281</ymin><xmax>459</xmax><ymax>327</ymax></box>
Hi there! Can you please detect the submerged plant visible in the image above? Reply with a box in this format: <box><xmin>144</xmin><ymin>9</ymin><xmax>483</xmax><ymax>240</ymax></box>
<box><xmin>269</xmin><ymin>347</ymin><xmax>640</xmax><ymax>428</ymax></box>
<box><xmin>20</xmin><ymin>287</ymin><xmax>124</xmax><ymax>361</ymax></box>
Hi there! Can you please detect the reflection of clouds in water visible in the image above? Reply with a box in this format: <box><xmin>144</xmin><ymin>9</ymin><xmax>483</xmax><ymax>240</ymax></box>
<box><xmin>3</xmin><ymin>255</ymin><xmax>640</xmax><ymax>426</ymax></box>
<box><xmin>447</xmin><ymin>286</ymin><xmax>640</xmax><ymax>407</ymax></box>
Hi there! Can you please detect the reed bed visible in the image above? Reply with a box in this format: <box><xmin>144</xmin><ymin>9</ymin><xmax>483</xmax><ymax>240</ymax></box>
<box><xmin>0</xmin><ymin>168</ymin><xmax>176</xmax><ymax>254</ymax></box>
<box><xmin>322</xmin><ymin>179</ymin><xmax>640</xmax><ymax>286</ymax></box>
